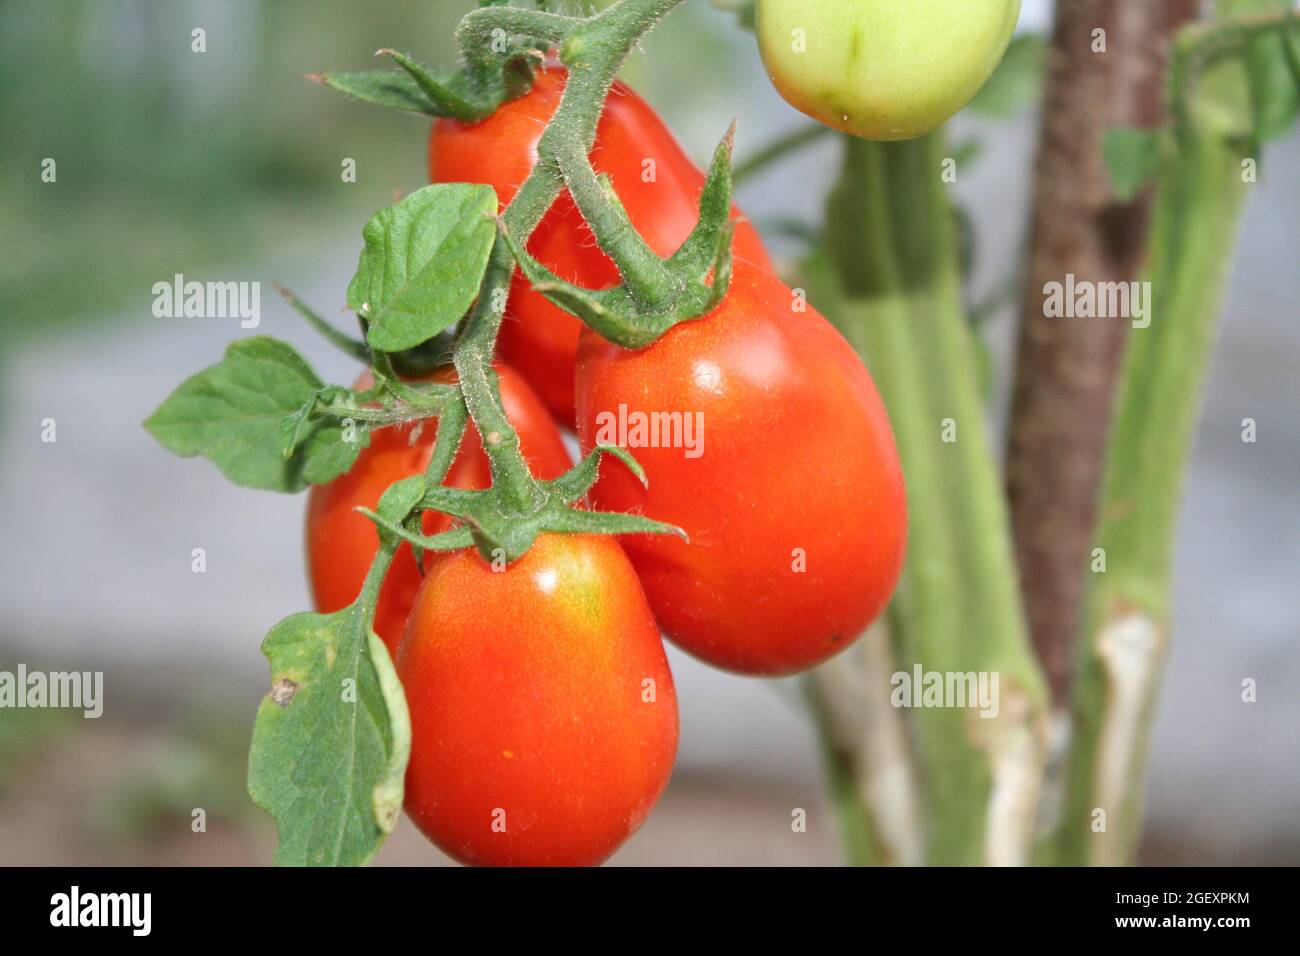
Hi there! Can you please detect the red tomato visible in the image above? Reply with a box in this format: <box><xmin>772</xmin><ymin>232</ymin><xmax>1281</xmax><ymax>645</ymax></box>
<box><xmin>429</xmin><ymin>64</ymin><xmax>773</xmax><ymax>425</ymax></box>
<box><xmin>399</xmin><ymin>533</ymin><xmax>678</xmax><ymax>867</ymax></box>
<box><xmin>575</xmin><ymin>259</ymin><xmax>907</xmax><ymax>676</ymax></box>
<box><xmin>305</xmin><ymin>364</ymin><xmax>571</xmax><ymax>655</ymax></box>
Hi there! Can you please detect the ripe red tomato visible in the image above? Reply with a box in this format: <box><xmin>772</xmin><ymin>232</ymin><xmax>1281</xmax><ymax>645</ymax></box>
<box><xmin>399</xmin><ymin>532</ymin><xmax>678</xmax><ymax>867</ymax></box>
<box><xmin>429</xmin><ymin>63</ymin><xmax>773</xmax><ymax>425</ymax></box>
<box><xmin>305</xmin><ymin>364</ymin><xmax>571</xmax><ymax>655</ymax></box>
<box><xmin>575</xmin><ymin>259</ymin><xmax>907</xmax><ymax>676</ymax></box>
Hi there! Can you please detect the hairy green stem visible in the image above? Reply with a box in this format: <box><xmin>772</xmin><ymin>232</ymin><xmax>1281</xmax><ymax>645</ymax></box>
<box><xmin>453</xmin><ymin>0</ymin><xmax>688</xmax><ymax>514</ymax></box>
<box><xmin>273</xmin><ymin>283</ymin><xmax>371</xmax><ymax>363</ymax></box>
<box><xmin>543</xmin><ymin>0</ymin><xmax>688</xmax><ymax>308</ymax></box>
<box><xmin>551</xmin><ymin>132</ymin><xmax>676</xmax><ymax>307</ymax></box>
<box><xmin>456</xmin><ymin>6</ymin><xmax>577</xmax><ymax>82</ymax></box>
<box><xmin>423</xmin><ymin>395</ymin><xmax>468</xmax><ymax>486</ymax></box>
<box><xmin>317</xmin><ymin>392</ymin><xmax>455</xmax><ymax>426</ymax></box>
<box><xmin>354</xmin><ymin>541</ymin><xmax>398</xmax><ymax>633</ymax></box>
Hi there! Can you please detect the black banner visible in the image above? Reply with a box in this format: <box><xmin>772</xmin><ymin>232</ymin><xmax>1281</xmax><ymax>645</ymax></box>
<box><xmin>0</xmin><ymin>866</ymin><xmax>1284</xmax><ymax>940</ymax></box>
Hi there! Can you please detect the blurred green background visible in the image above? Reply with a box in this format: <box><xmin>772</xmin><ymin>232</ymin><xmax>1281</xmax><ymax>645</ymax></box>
<box><xmin>1</xmin><ymin>0</ymin><xmax>468</xmax><ymax>338</ymax></box>
<box><xmin>0</xmin><ymin>0</ymin><xmax>756</xmax><ymax>341</ymax></box>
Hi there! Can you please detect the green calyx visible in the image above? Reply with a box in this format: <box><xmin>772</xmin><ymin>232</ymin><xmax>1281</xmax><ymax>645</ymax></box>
<box><xmin>308</xmin><ymin>4</ymin><xmax>583</xmax><ymax>121</ymax></box>
<box><xmin>357</xmin><ymin>444</ymin><xmax>687</xmax><ymax>565</ymax></box>
<box><xmin>501</xmin><ymin>125</ymin><xmax>740</xmax><ymax>348</ymax></box>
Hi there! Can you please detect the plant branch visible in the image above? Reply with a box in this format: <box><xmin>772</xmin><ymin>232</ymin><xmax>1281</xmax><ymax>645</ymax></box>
<box><xmin>801</xmin><ymin>675</ymin><xmax>878</xmax><ymax>866</ymax></box>
<box><xmin>456</xmin><ymin>5</ymin><xmax>578</xmax><ymax>81</ymax></box>
<box><xmin>809</xmin><ymin>622</ymin><xmax>924</xmax><ymax>867</ymax></box>
<box><xmin>1055</xmin><ymin>0</ymin><xmax>1272</xmax><ymax>866</ymax></box>
<box><xmin>452</xmin><ymin>0</ymin><xmax>689</xmax><ymax>519</ymax></box>
<box><xmin>1004</xmin><ymin>0</ymin><xmax>1199</xmax><ymax>707</ymax></box>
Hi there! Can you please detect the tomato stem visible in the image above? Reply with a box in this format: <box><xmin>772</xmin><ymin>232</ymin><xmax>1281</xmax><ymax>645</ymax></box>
<box><xmin>455</xmin><ymin>5</ymin><xmax>577</xmax><ymax>88</ymax></box>
<box><xmin>451</xmin><ymin>0</ymin><xmax>689</xmax><ymax>522</ymax></box>
<box><xmin>1168</xmin><ymin>7</ymin><xmax>1300</xmax><ymax>139</ymax></box>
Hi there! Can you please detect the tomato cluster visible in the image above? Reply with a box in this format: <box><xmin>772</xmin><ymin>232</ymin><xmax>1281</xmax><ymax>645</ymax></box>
<box><xmin>306</xmin><ymin>365</ymin><xmax>571</xmax><ymax>655</ymax></box>
<box><xmin>306</xmin><ymin>65</ymin><xmax>906</xmax><ymax>866</ymax></box>
<box><xmin>428</xmin><ymin>65</ymin><xmax>773</xmax><ymax>422</ymax></box>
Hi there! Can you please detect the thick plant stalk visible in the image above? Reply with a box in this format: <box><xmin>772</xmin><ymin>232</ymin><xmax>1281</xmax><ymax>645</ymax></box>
<box><xmin>1055</xmin><ymin>53</ymin><xmax>1259</xmax><ymax>866</ymax></box>
<box><xmin>803</xmin><ymin>673</ymin><xmax>879</xmax><ymax>866</ymax></box>
<box><xmin>809</xmin><ymin>623</ymin><xmax>924</xmax><ymax>866</ymax></box>
<box><xmin>816</xmin><ymin>134</ymin><xmax>1049</xmax><ymax>866</ymax></box>
<box><xmin>1005</xmin><ymin>0</ymin><xmax>1199</xmax><ymax>705</ymax></box>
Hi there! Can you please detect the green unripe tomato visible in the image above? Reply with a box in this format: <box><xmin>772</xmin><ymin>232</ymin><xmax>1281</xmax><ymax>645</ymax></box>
<box><xmin>756</xmin><ymin>0</ymin><xmax>1021</xmax><ymax>141</ymax></box>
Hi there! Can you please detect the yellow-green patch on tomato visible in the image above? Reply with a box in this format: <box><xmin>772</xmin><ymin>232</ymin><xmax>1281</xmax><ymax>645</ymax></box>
<box><xmin>756</xmin><ymin>0</ymin><xmax>1022</xmax><ymax>141</ymax></box>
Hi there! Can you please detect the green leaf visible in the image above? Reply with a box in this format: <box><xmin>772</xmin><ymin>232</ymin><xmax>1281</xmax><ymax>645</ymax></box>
<box><xmin>356</xmin><ymin>507</ymin><xmax>475</xmax><ymax>554</ymax></box>
<box><xmin>1102</xmin><ymin>127</ymin><xmax>1164</xmax><ymax>202</ymax></box>
<box><xmin>546</xmin><ymin>507</ymin><xmax>687</xmax><ymax>540</ymax></box>
<box><xmin>273</xmin><ymin>283</ymin><xmax>371</xmax><ymax>363</ymax></box>
<box><xmin>300</xmin><ymin>419</ymin><xmax>367</xmax><ymax>486</ymax></box>
<box><xmin>376</xmin><ymin>50</ymin><xmax>488</xmax><ymax>122</ymax></box>
<box><xmin>277</xmin><ymin>394</ymin><xmax>318</xmax><ymax>458</ymax></box>
<box><xmin>347</xmin><ymin>184</ymin><xmax>498</xmax><ymax>352</ymax></box>
<box><xmin>544</xmin><ymin>443</ymin><xmax>647</xmax><ymax>503</ymax></box>
<box><xmin>247</xmin><ymin>609</ymin><xmax>411</xmax><ymax>866</ymax></box>
<box><xmin>376</xmin><ymin>475</ymin><xmax>429</xmax><ymax>540</ymax></box>
<box><xmin>309</xmin><ymin>69</ymin><xmax>436</xmax><ymax>115</ymax></box>
<box><xmin>144</xmin><ymin>337</ymin><xmax>367</xmax><ymax>492</ymax></box>
<box><xmin>966</xmin><ymin>35</ymin><xmax>1048</xmax><ymax>119</ymax></box>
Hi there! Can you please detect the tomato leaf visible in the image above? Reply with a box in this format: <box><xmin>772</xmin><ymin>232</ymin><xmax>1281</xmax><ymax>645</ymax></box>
<box><xmin>376</xmin><ymin>50</ymin><xmax>491</xmax><ymax>122</ymax></box>
<box><xmin>545</xmin><ymin>444</ymin><xmax>648</xmax><ymax>502</ymax></box>
<box><xmin>310</xmin><ymin>69</ymin><xmax>437</xmax><ymax>115</ymax></box>
<box><xmin>347</xmin><ymin>184</ymin><xmax>498</xmax><ymax>353</ymax></box>
<box><xmin>247</xmin><ymin>609</ymin><xmax>411</xmax><ymax>867</ymax></box>
<box><xmin>309</xmin><ymin>53</ymin><xmax>528</xmax><ymax>123</ymax></box>
<box><xmin>143</xmin><ymin>336</ymin><xmax>368</xmax><ymax>492</ymax></box>
<box><xmin>1102</xmin><ymin>127</ymin><xmax>1164</xmax><ymax>202</ymax></box>
<box><xmin>300</xmin><ymin>419</ymin><xmax>368</xmax><ymax>486</ymax></box>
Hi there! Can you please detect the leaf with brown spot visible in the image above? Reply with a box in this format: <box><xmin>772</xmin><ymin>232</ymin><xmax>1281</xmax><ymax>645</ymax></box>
<box><xmin>247</xmin><ymin>609</ymin><xmax>410</xmax><ymax>866</ymax></box>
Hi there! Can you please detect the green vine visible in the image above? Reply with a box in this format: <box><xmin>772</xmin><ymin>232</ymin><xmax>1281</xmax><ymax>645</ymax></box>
<box><xmin>146</xmin><ymin>0</ymin><xmax>734</xmax><ymax>865</ymax></box>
